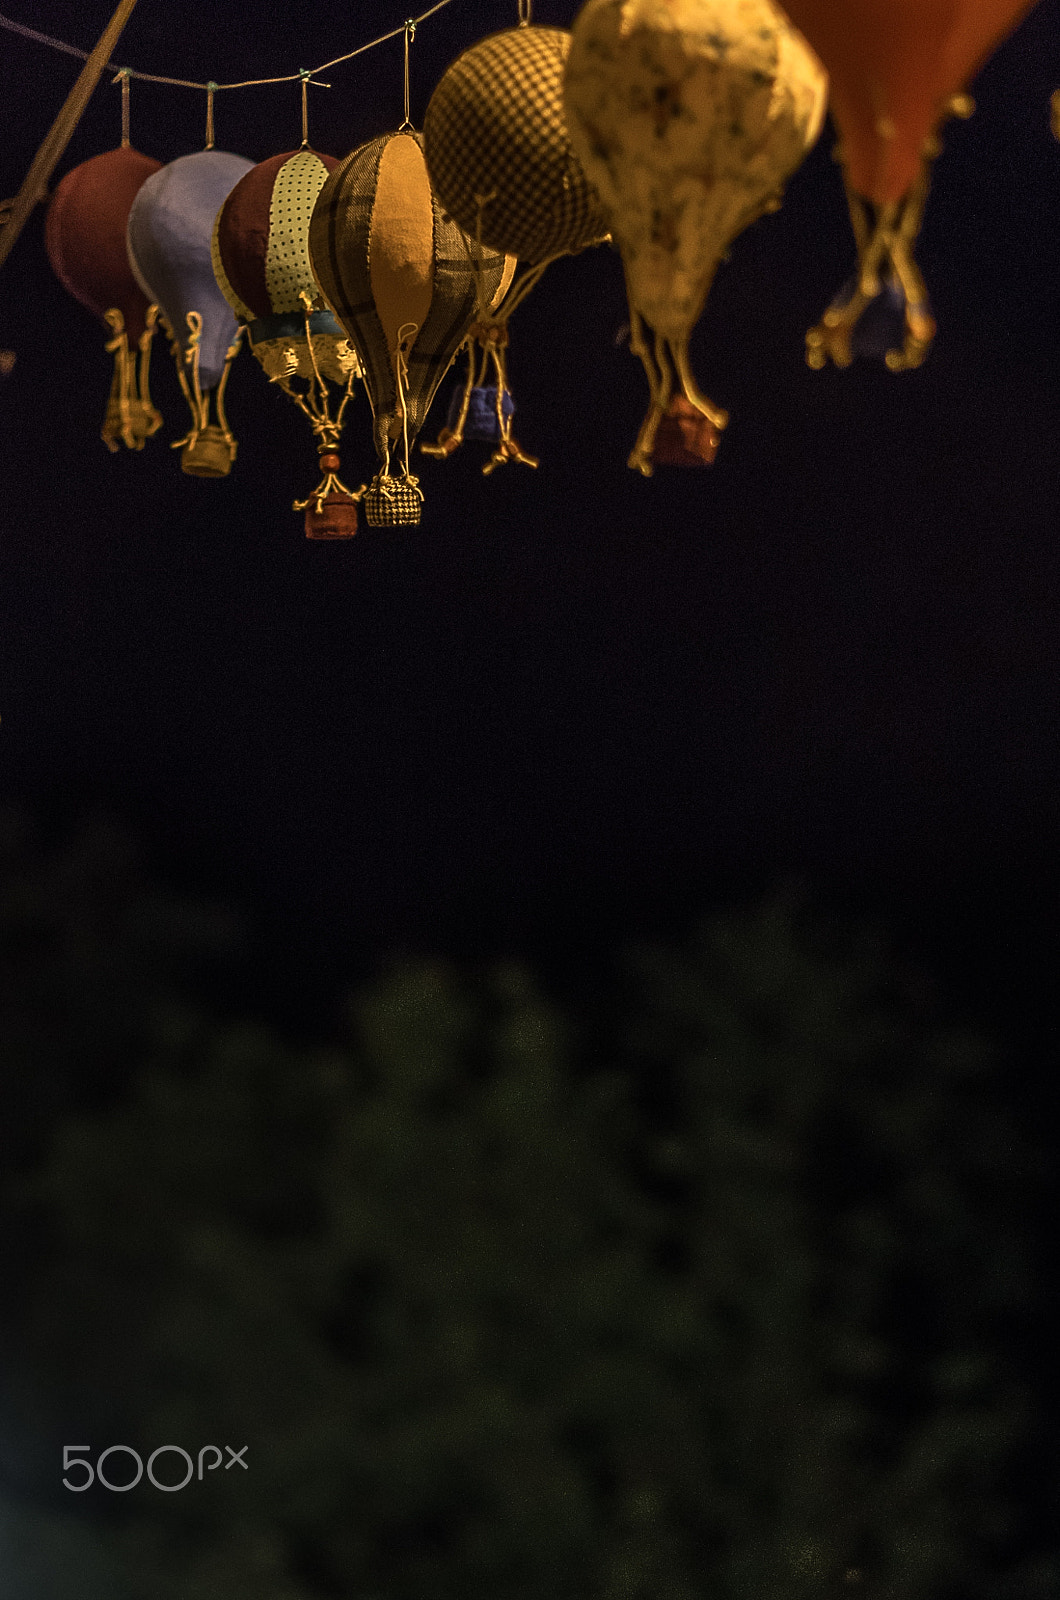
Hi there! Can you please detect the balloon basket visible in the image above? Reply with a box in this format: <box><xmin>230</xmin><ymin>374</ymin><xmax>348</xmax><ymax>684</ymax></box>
<box><xmin>363</xmin><ymin>473</ymin><xmax>424</xmax><ymax>528</ymax></box>
<box><xmin>305</xmin><ymin>493</ymin><xmax>359</xmax><ymax>539</ymax></box>
<box><xmin>180</xmin><ymin>425</ymin><xmax>236</xmax><ymax>477</ymax></box>
<box><xmin>651</xmin><ymin>395</ymin><xmax>720</xmax><ymax>468</ymax></box>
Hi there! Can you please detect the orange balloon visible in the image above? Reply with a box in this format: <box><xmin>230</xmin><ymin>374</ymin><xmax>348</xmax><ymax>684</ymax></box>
<box><xmin>777</xmin><ymin>0</ymin><xmax>1039</xmax><ymax>202</ymax></box>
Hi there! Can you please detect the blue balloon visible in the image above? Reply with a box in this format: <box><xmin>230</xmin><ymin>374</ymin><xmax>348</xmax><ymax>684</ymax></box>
<box><xmin>447</xmin><ymin>383</ymin><xmax>515</xmax><ymax>442</ymax></box>
<box><xmin>127</xmin><ymin>151</ymin><xmax>253</xmax><ymax>390</ymax></box>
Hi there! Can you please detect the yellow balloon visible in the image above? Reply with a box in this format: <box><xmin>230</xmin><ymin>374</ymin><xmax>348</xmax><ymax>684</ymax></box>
<box><xmin>564</xmin><ymin>0</ymin><xmax>826</xmax><ymax>474</ymax></box>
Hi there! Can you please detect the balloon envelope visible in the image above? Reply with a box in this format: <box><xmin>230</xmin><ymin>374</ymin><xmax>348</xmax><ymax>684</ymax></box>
<box><xmin>46</xmin><ymin>147</ymin><xmax>161</xmax><ymax>340</ymax></box>
<box><xmin>424</xmin><ymin>26</ymin><xmax>608</xmax><ymax>263</ymax></box>
<box><xmin>127</xmin><ymin>150</ymin><xmax>253</xmax><ymax>387</ymax></box>
<box><xmin>565</xmin><ymin>0</ymin><xmax>826</xmax><ymax>341</ymax></box>
<box><xmin>309</xmin><ymin>130</ymin><xmax>505</xmax><ymax>462</ymax></box>
<box><xmin>777</xmin><ymin>0</ymin><xmax>1037</xmax><ymax>202</ymax></box>
<box><xmin>212</xmin><ymin>147</ymin><xmax>355</xmax><ymax>385</ymax></box>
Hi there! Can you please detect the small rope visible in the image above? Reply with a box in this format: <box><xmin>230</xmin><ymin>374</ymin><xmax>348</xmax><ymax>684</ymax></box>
<box><xmin>518</xmin><ymin>0</ymin><xmax>531</xmax><ymax>24</ymax></box>
<box><xmin>116</xmin><ymin>66</ymin><xmax>130</xmax><ymax>146</ymax></box>
<box><xmin>299</xmin><ymin>68</ymin><xmax>310</xmax><ymax>147</ymax></box>
<box><xmin>298</xmin><ymin>289</ymin><xmax>328</xmax><ymax>418</ymax></box>
<box><xmin>394</xmin><ymin>320</ymin><xmax>418</xmax><ymax>478</ymax></box>
<box><xmin>204</xmin><ymin>81</ymin><xmax>216</xmax><ymax>149</ymax></box>
<box><xmin>399</xmin><ymin>20</ymin><xmax>416</xmax><ymax>133</ymax></box>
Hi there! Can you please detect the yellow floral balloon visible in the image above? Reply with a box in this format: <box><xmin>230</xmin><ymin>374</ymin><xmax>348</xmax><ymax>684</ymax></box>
<box><xmin>564</xmin><ymin>0</ymin><xmax>826</xmax><ymax>474</ymax></box>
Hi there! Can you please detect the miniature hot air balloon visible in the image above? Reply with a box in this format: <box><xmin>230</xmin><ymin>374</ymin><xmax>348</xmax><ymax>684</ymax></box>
<box><xmin>423</xmin><ymin>24</ymin><xmax>609</xmax><ymax>470</ymax></box>
<box><xmin>44</xmin><ymin>146</ymin><xmax>163</xmax><ymax>450</ymax></box>
<box><xmin>778</xmin><ymin>0</ymin><xmax>1038</xmax><ymax>369</ymax></box>
<box><xmin>309</xmin><ymin>129</ymin><xmax>506</xmax><ymax>525</ymax></box>
<box><xmin>420</xmin><ymin>257</ymin><xmax>521</xmax><ymax>472</ymax></box>
<box><xmin>564</xmin><ymin>0</ymin><xmax>826</xmax><ymax>474</ymax></box>
<box><xmin>435</xmin><ymin>367</ymin><xmax>515</xmax><ymax>459</ymax></box>
<box><xmin>127</xmin><ymin>149</ymin><xmax>253</xmax><ymax>476</ymax></box>
<box><xmin>212</xmin><ymin>147</ymin><xmax>363</xmax><ymax>538</ymax></box>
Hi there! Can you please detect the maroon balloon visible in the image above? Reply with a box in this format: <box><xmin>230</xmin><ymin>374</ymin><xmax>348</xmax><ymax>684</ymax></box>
<box><xmin>45</xmin><ymin>146</ymin><xmax>164</xmax><ymax>450</ymax></box>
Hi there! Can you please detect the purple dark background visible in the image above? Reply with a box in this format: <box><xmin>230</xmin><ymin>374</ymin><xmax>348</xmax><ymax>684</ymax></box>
<box><xmin>1</xmin><ymin>0</ymin><xmax>1058</xmax><ymax>1078</ymax></box>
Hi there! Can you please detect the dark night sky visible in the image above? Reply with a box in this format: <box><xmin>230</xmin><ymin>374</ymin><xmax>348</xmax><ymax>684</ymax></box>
<box><xmin>2</xmin><ymin>0</ymin><xmax>1059</xmax><ymax>1053</ymax></box>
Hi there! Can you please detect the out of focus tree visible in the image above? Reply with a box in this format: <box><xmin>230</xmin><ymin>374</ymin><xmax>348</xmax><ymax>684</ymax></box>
<box><xmin>0</xmin><ymin>819</ymin><xmax>1054</xmax><ymax>1599</ymax></box>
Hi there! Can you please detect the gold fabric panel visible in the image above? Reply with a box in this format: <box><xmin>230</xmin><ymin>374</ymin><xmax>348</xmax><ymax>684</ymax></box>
<box><xmin>368</xmin><ymin>135</ymin><xmax>435</xmax><ymax>375</ymax></box>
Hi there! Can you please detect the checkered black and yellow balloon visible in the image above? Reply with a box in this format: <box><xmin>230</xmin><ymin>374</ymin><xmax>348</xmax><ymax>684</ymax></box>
<box><xmin>424</xmin><ymin>25</ymin><xmax>608</xmax><ymax>266</ymax></box>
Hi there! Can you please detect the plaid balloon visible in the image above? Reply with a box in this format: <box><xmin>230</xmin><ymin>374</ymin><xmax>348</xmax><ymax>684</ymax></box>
<box><xmin>424</xmin><ymin>26</ymin><xmax>608</xmax><ymax>264</ymax></box>
<box><xmin>309</xmin><ymin>130</ymin><xmax>503</xmax><ymax>473</ymax></box>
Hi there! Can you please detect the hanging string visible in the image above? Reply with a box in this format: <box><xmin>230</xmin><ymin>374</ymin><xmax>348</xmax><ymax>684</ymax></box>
<box><xmin>204</xmin><ymin>81</ymin><xmax>216</xmax><ymax>149</ymax></box>
<box><xmin>0</xmin><ymin>0</ymin><xmax>454</xmax><ymax>93</ymax></box>
<box><xmin>117</xmin><ymin>66</ymin><xmax>130</xmax><ymax>146</ymax></box>
<box><xmin>299</xmin><ymin>68</ymin><xmax>311</xmax><ymax>147</ymax></box>
<box><xmin>517</xmin><ymin>0</ymin><xmax>531</xmax><ymax>24</ymax></box>
<box><xmin>399</xmin><ymin>20</ymin><xmax>416</xmax><ymax>133</ymax></box>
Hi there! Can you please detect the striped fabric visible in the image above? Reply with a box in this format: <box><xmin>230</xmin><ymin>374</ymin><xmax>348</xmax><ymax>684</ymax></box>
<box><xmin>424</xmin><ymin>26</ymin><xmax>608</xmax><ymax>265</ymax></box>
<box><xmin>309</xmin><ymin>129</ymin><xmax>506</xmax><ymax>467</ymax></box>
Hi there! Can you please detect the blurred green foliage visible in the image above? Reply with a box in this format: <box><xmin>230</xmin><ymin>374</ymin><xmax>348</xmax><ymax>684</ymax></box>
<box><xmin>0</xmin><ymin>816</ymin><xmax>1054</xmax><ymax>1599</ymax></box>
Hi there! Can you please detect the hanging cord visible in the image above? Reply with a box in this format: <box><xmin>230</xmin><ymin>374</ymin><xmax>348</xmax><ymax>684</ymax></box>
<box><xmin>518</xmin><ymin>0</ymin><xmax>531</xmax><ymax>24</ymax></box>
<box><xmin>399</xmin><ymin>20</ymin><xmax>416</xmax><ymax>132</ymax></box>
<box><xmin>204</xmin><ymin>82</ymin><xmax>217</xmax><ymax>149</ymax></box>
<box><xmin>167</xmin><ymin>310</ymin><xmax>242</xmax><ymax>463</ymax></box>
<box><xmin>136</xmin><ymin>302</ymin><xmax>162</xmax><ymax>433</ymax></box>
<box><xmin>102</xmin><ymin>308</ymin><xmax>135</xmax><ymax>449</ymax></box>
<box><xmin>299</xmin><ymin>68</ymin><xmax>311</xmax><ymax>147</ymax></box>
<box><xmin>116</xmin><ymin>66</ymin><xmax>130</xmax><ymax>146</ymax></box>
<box><xmin>394</xmin><ymin>320</ymin><xmax>419</xmax><ymax>479</ymax></box>
<box><xmin>101</xmin><ymin>302</ymin><xmax>161</xmax><ymax>449</ymax></box>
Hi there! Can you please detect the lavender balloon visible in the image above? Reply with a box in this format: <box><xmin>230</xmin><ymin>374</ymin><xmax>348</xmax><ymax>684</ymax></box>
<box><xmin>127</xmin><ymin>150</ymin><xmax>253</xmax><ymax>475</ymax></box>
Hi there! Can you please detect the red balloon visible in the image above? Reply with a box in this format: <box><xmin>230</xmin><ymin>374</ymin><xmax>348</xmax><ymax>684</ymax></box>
<box><xmin>45</xmin><ymin>145</ymin><xmax>164</xmax><ymax>451</ymax></box>
<box><xmin>45</xmin><ymin>146</ymin><xmax>160</xmax><ymax>341</ymax></box>
<box><xmin>778</xmin><ymin>0</ymin><xmax>1039</xmax><ymax>202</ymax></box>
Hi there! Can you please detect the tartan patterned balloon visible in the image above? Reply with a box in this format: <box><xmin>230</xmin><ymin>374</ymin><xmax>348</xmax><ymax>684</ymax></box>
<box><xmin>309</xmin><ymin>129</ymin><xmax>505</xmax><ymax>524</ymax></box>
<box><xmin>424</xmin><ymin>26</ymin><xmax>608</xmax><ymax>264</ymax></box>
